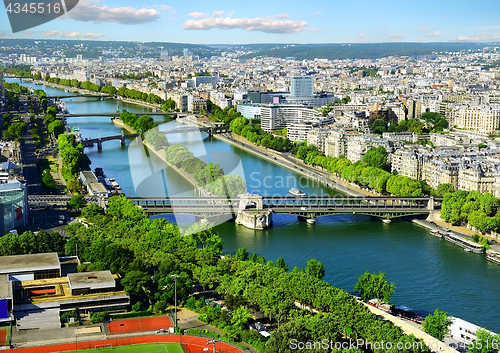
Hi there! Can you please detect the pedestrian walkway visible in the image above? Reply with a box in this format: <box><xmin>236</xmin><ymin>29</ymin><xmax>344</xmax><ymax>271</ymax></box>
<box><xmin>364</xmin><ymin>303</ymin><xmax>458</xmax><ymax>353</ymax></box>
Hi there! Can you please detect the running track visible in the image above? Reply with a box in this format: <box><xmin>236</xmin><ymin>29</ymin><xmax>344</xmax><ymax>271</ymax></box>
<box><xmin>10</xmin><ymin>335</ymin><xmax>245</xmax><ymax>353</ymax></box>
<box><xmin>107</xmin><ymin>316</ymin><xmax>172</xmax><ymax>334</ymax></box>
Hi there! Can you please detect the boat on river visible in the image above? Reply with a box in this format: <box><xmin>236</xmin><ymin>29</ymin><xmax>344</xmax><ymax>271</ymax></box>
<box><xmin>487</xmin><ymin>253</ymin><xmax>500</xmax><ymax>265</ymax></box>
<box><xmin>430</xmin><ymin>229</ymin><xmax>443</xmax><ymax>237</ymax></box>
<box><xmin>289</xmin><ymin>188</ymin><xmax>306</xmax><ymax>197</ymax></box>
<box><xmin>444</xmin><ymin>232</ymin><xmax>485</xmax><ymax>253</ymax></box>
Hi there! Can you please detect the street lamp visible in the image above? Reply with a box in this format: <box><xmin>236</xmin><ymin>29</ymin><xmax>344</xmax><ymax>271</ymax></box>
<box><xmin>207</xmin><ymin>339</ymin><xmax>220</xmax><ymax>353</ymax></box>
<box><xmin>170</xmin><ymin>274</ymin><xmax>180</xmax><ymax>328</ymax></box>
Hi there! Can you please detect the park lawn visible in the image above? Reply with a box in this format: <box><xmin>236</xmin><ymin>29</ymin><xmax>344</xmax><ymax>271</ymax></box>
<box><xmin>68</xmin><ymin>343</ymin><xmax>184</xmax><ymax>353</ymax></box>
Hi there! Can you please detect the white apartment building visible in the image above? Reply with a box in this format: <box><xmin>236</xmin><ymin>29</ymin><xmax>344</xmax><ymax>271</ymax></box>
<box><xmin>455</xmin><ymin>104</ymin><xmax>500</xmax><ymax>134</ymax></box>
<box><xmin>238</xmin><ymin>104</ymin><xmax>321</xmax><ymax>132</ymax></box>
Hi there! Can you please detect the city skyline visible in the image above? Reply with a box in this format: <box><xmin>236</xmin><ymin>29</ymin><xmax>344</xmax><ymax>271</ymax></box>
<box><xmin>0</xmin><ymin>0</ymin><xmax>499</xmax><ymax>44</ymax></box>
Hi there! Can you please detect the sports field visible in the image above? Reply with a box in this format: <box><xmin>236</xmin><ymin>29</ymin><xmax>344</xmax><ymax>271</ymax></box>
<box><xmin>67</xmin><ymin>343</ymin><xmax>184</xmax><ymax>353</ymax></box>
<box><xmin>0</xmin><ymin>328</ymin><xmax>7</xmax><ymax>346</ymax></box>
<box><xmin>107</xmin><ymin>316</ymin><xmax>171</xmax><ymax>334</ymax></box>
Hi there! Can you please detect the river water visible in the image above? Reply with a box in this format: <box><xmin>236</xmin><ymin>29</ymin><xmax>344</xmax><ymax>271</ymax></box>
<box><xmin>12</xmin><ymin>79</ymin><xmax>500</xmax><ymax>332</ymax></box>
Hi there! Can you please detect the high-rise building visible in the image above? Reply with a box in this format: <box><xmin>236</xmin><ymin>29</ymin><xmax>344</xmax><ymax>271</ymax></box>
<box><xmin>290</xmin><ymin>76</ymin><xmax>313</xmax><ymax>97</ymax></box>
<box><xmin>183</xmin><ymin>48</ymin><xmax>192</xmax><ymax>57</ymax></box>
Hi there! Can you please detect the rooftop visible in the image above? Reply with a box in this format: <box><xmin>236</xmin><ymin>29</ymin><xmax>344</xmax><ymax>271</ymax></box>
<box><xmin>68</xmin><ymin>270</ymin><xmax>115</xmax><ymax>290</ymax></box>
<box><xmin>0</xmin><ymin>253</ymin><xmax>60</xmax><ymax>275</ymax></box>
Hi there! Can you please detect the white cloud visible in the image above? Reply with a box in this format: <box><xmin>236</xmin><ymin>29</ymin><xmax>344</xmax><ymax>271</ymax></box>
<box><xmin>0</xmin><ymin>32</ymin><xmax>4</xmax><ymax>37</ymax></box>
<box><xmin>390</xmin><ymin>33</ymin><xmax>403</xmax><ymax>38</ymax></box>
<box><xmin>482</xmin><ymin>25</ymin><xmax>500</xmax><ymax>30</ymax></box>
<box><xmin>418</xmin><ymin>38</ymin><xmax>427</xmax><ymax>42</ymax></box>
<box><xmin>450</xmin><ymin>34</ymin><xmax>500</xmax><ymax>42</ymax></box>
<box><xmin>42</xmin><ymin>31</ymin><xmax>105</xmax><ymax>39</ymax></box>
<box><xmin>226</xmin><ymin>11</ymin><xmax>234</xmax><ymax>17</ymax></box>
<box><xmin>313</xmin><ymin>11</ymin><xmax>321</xmax><ymax>15</ymax></box>
<box><xmin>167</xmin><ymin>17</ymin><xmax>178</xmax><ymax>22</ymax></box>
<box><xmin>64</xmin><ymin>0</ymin><xmax>160</xmax><ymax>24</ymax></box>
<box><xmin>275</xmin><ymin>13</ymin><xmax>289</xmax><ymax>19</ymax></box>
<box><xmin>309</xmin><ymin>28</ymin><xmax>318</xmax><ymax>32</ymax></box>
<box><xmin>357</xmin><ymin>34</ymin><xmax>367</xmax><ymax>38</ymax></box>
<box><xmin>420</xmin><ymin>27</ymin><xmax>429</xmax><ymax>31</ymax></box>
<box><xmin>24</xmin><ymin>31</ymin><xmax>33</xmax><ymax>34</ymax></box>
<box><xmin>426</xmin><ymin>31</ymin><xmax>442</xmax><ymax>37</ymax></box>
<box><xmin>213</xmin><ymin>10</ymin><xmax>224</xmax><ymax>17</ymax></box>
<box><xmin>183</xmin><ymin>16</ymin><xmax>308</xmax><ymax>33</ymax></box>
<box><xmin>158</xmin><ymin>5</ymin><xmax>176</xmax><ymax>13</ymax></box>
<box><xmin>188</xmin><ymin>12</ymin><xmax>208</xmax><ymax>18</ymax></box>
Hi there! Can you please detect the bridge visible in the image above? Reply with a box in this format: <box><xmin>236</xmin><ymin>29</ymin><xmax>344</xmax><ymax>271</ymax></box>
<box><xmin>49</xmin><ymin>94</ymin><xmax>107</xmax><ymax>99</ymax></box>
<box><xmin>129</xmin><ymin>196</ymin><xmax>441</xmax><ymax>220</ymax></box>
<box><xmin>160</xmin><ymin>124</ymin><xmax>230</xmax><ymax>136</ymax></box>
<box><xmin>81</xmin><ymin>133</ymin><xmax>140</xmax><ymax>149</ymax></box>
<box><xmin>62</xmin><ymin>112</ymin><xmax>178</xmax><ymax>118</ymax></box>
<box><xmin>28</xmin><ymin>195</ymin><xmax>104</xmax><ymax>207</ymax></box>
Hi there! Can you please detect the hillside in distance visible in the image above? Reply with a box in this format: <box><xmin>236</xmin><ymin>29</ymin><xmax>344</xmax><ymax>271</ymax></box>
<box><xmin>236</xmin><ymin>42</ymin><xmax>499</xmax><ymax>60</ymax></box>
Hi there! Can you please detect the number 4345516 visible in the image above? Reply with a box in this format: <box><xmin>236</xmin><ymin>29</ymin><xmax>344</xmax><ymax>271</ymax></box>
<box><xmin>5</xmin><ymin>2</ymin><xmax>64</xmax><ymax>14</ymax></box>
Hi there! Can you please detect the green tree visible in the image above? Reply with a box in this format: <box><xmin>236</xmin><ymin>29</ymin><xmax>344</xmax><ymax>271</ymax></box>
<box><xmin>230</xmin><ymin>306</ymin><xmax>252</xmax><ymax>329</ymax></box>
<box><xmin>235</xmin><ymin>247</ymin><xmax>248</xmax><ymax>261</ymax></box>
<box><xmin>468</xmin><ymin>328</ymin><xmax>500</xmax><ymax>353</ymax></box>
<box><xmin>48</xmin><ymin>120</ymin><xmax>65</xmax><ymax>138</ymax></box>
<box><xmin>67</xmin><ymin>194</ymin><xmax>86</xmax><ymax>210</ymax></box>
<box><xmin>435</xmin><ymin>183</ymin><xmax>455</xmax><ymax>197</ymax></box>
<box><xmin>354</xmin><ymin>271</ymin><xmax>395</xmax><ymax>302</ymax></box>
<box><xmin>422</xmin><ymin>309</ymin><xmax>452</xmax><ymax>341</ymax></box>
<box><xmin>305</xmin><ymin>258</ymin><xmax>325</xmax><ymax>279</ymax></box>
<box><xmin>362</xmin><ymin>146</ymin><xmax>388</xmax><ymax>170</ymax></box>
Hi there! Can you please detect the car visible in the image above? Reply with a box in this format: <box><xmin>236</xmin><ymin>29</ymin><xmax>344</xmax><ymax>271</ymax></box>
<box><xmin>430</xmin><ymin>221</ymin><xmax>437</xmax><ymax>226</ymax></box>
<box><xmin>301</xmin><ymin>207</ymin><xmax>308</xmax><ymax>211</ymax></box>
<box><xmin>300</xmin><ymin>168</ymin><xmax>303</xmax><ymax>171</ymax></box>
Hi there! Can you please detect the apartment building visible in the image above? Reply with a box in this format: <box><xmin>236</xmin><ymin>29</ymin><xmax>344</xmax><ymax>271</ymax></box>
<box><xmin>455</xmin><ymin>105</ymin><xmax>500</xmax><ymax>134</ymax></box>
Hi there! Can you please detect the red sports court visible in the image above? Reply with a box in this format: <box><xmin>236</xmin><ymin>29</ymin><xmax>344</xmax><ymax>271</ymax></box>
<box><xmin>107</xmin><ymin>316</ymin><xmax>172</xmax><ymax>334</ymax></box>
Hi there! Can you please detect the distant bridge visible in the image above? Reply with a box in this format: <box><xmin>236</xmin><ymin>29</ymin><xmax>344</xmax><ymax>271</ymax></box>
<box><xmin>5</xmin><ymin>76</ymin><xmax>33</xmax><ymax>80</ymax></box>
<box><xmin>81</xmin><ymin>133</ymin><xmax>140</xmax><ymax>149</ymax></box>
<box><xmin>160</xmin><ymin>124</ymin><xmax>230</xmax><ymax>136</ymax></box>
<box><xmin>62</xmin><ymin>112</ymin><xmax>178</xmax><ymax>118</ymax></box>
<box><xmin>49</xmin><ymin>94</ymin><xmax>107</xmax><ymax>99</ymax></box>
<box><xmin>129</xmin><ymin>196</ymin><xmax>441</xmax><ymax>220</ymax></box>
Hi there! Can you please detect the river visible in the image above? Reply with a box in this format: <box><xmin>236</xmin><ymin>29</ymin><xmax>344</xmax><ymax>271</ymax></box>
<box><xmin>11</xmin><ymin>78</ymin><xmax>500</xmax><ymax>332</ymax></box>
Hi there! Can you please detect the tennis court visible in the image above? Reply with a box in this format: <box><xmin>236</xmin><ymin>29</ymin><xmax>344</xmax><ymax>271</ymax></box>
<box><xmin>67</xmin><ymin>343</ymin><xmax>184</xmax><ymax>353</ymax></box>
<box><xmin>107</xmin><ymin>316</ymin><xmax>172</xmax><ymax>335</ymax></box>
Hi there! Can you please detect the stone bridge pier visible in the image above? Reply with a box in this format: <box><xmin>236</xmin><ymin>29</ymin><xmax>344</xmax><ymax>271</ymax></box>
<box><xmin>236</xmin><ymin>194</ymin><xmax>272</xmax><ymax>230</ymax></box>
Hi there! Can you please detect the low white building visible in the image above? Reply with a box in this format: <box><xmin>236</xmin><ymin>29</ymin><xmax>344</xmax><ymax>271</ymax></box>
<box><xmin>449</xmin><ymin>317</ymin><xmax>495</xmax><ymax>345</ymax></box>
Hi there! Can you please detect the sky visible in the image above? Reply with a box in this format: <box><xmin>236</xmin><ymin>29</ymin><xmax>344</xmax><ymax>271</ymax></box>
<box><xmin>1</xmin><ymin>0</ymin><xmax>500</xmax><ymax>44</ymax></box>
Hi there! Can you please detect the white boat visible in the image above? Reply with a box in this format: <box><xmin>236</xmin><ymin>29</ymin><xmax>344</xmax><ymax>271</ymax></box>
<box><xmin>289</xmin><ymin>188</ymin><xmax>306</xmax><ymax>197</ymax></box>
<box><xmin>307</xmin><ymin>219</ymin><xmax>315</xmax><ymax>225</ymax></box>
<box><xmin>487</xmin><ymin>253</ymin><xmax>500</xmax><ymax>265</ymax></box>
<box><xmin>430</xmin><ymin>229</ymin><xmax>443</xmax><ymax>237</ymax></box>
<box><xmin>444</xmin><ymin>232</ymin><xmax>485</xmax><ymax>253</ymax></box>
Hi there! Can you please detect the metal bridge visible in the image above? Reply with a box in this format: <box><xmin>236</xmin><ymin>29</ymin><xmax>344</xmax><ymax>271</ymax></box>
<box><xmin>81</xmin><ymin>133</ymin><xmax>140</xmax><ymax>149</ymax></box>
<box><xmin>28</xmin><ymin>195</ymin><xmax>103</xmax><ymax>206</ymax></box>
<box><xmin>160</xmin><ymin>124</ymin><xmax>230</xmax><ymax>136</ymax></box>
<box><xmin>62</xmin><ymin>112</ymin><xmax>178</xmax><ymax>118</ymax></box>
<box><xmin>129</xmin><ymin>196</ymin><xmax>441</xmax><ymax>220</ymax></box>
<box><xmin>49</xmin><ymin>94</ymin><xmax>106</xmax><ymax>99</ymax></box>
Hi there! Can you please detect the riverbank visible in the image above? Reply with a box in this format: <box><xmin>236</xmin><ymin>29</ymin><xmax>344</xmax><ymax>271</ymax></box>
<box><xmin>37</xmin><ymin>80</ymin><xmax>165</xmax><ymax>110</ymax></box>
<box><xmin>213</xmin><ymin>132</ymin><xmax>377</xmax><ymax>198</ymax></box>
<box><xmin>111</xmin><ymin>119</ymin><xmax>207</xmax><ymax>195</ymax></box>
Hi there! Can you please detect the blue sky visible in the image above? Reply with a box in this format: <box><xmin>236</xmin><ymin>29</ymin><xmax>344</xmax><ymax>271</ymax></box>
<box><xmin>1</xmin><ymin>0</ymin><xmax>500</xmax><ymax>44</ymax></box>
